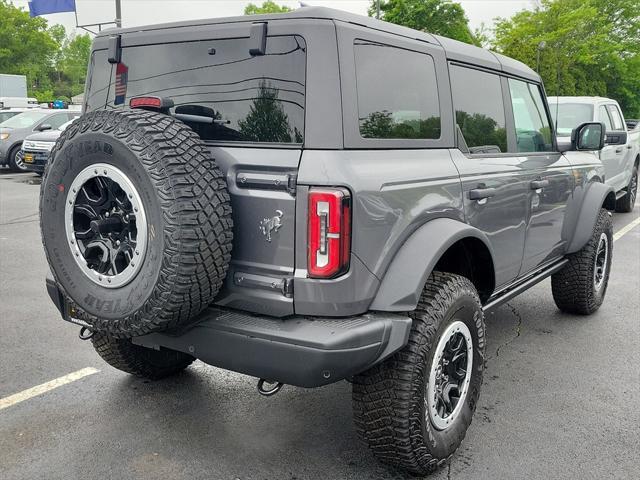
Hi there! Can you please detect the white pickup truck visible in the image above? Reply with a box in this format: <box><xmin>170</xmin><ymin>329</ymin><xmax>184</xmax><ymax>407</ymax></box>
<box><xmin>549</xmin><ymin>96</ymin><xmax>639</xmax><ymax>212</ymax></box>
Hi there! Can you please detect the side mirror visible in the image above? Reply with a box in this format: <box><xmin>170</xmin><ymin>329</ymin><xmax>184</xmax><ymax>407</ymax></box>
<box><xmin>37</xmin><ymin>124</ymin><xmax>52</xmax><ymax>131</ymax></box>
<box><xmin>605</xmin><ymin>130</ymin><xmax>628</xmax><ymax>146</ymax></box>
<box><xmin>571</xmin><ymin>122</ymin><xmax>605</xmax><ymax>151</ymax></box>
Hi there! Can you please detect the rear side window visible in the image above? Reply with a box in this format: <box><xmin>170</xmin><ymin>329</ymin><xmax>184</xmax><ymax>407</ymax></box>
<box><xmin>598</xmin><ymin>105</ymin><xmax>613</xmax><ymax>131</ymax></box>
<box><xmin>85</xmin><ymin>50</ymin><xmax>112</xmax><ymax>112</ymax></box>
<box><xmin>41</xmin><ymin>113</ymin><xmax>71</xmax><ymax>130</ymax></box>
<box><xmin>508</xmin><ymin>79</ymin><xmax>553</xmax><ymax>152</ymax></box>
<box><xmin>354</xmin><ymin>40</ymin><xmax>441</xmax><ymax>140</ymax></box>
<box><xmin>606</xmin><ymin>105</ymin><xmax>624</xmax><ymax>130</ymax></box>
<box><xmin>450</xmin><ymin>65</ymin><xmax>507</xmax><ymax>154</ymax></box>
<box><xmin>94</xmin><ymin>36</ymin><xmax>306</xmax><ymax>144</ymax></box>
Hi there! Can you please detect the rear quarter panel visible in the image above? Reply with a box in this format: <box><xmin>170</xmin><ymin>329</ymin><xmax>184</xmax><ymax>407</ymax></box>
<box><xmin>295</xmin><ymin>149</ymin><xmax>464</xmax><ymax>315</ymax></box>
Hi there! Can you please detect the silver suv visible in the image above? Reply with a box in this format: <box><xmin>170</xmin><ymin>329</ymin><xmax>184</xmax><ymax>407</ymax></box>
<box><xmin>40</xmin><ymin>8</ymin><xmax>615</xmax><ymax>476</ymax></box>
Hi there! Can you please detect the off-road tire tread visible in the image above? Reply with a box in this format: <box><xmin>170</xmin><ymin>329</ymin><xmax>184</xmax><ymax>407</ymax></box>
<box><xmin>40</xmin><ymin>109</ymin><xmax>233</xmax><ymax>337</ymax></box>
<box><xmin>91</xmin><ymin>332</ymin><xmax>195</xmax><ymax>379</ymax></box>
<box><xmin>352</xmin><ymin>272</ymin><xmax>484</xmax><ymax>476</ymax></box>
<box><xmin>551</xmin><ymin>208</ymin><xmax>612</xmax><ymax>314</ymax></box>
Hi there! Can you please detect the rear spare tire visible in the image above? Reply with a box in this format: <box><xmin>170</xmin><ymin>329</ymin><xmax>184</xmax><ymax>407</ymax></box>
<box><xmin>40</xmin><ymin>109</ymin><xmax>233</xmax><ymax>337</ymax></box>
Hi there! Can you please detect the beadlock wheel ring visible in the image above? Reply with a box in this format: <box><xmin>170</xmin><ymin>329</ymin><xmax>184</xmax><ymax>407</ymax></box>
<box><xmin>65</xmin><ymin>163</ymin><xmax>147</xmax><ymax>288</ymax></box>
<box><xmin>593</xmin><ymin>232</ymin><xmax>609</xmax><ymax>292</ymax></box>
<box><xmin>426</xmin><ymin>320</ymin><xmax>473</xmax><ymax>431</ymax></box>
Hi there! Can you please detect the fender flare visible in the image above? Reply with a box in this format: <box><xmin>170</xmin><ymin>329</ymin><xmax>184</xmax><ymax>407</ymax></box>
<box><xmin>566</xmin><ymin>182</ymin><xmax>615</xmax><ymax>254</ymax></box>
<box><xmin>370</xmin><ymin>218</ymin><xmax>495</xmax><ymax>311</ymax></box>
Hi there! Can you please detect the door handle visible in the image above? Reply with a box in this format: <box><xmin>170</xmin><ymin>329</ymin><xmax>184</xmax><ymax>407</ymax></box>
<box><xmin>469</xmin><ymin>187</ymin><xmax>497</xmax><ymax>201</ymax></box>
<box><xmin>530</xmin><ymin>179</ymin><xmax>549</xmax><ymax>190</ymax></box>
<box><xmin>615</xmin><ymin>147</ymin><xmax>623</xmax><ymax>153</ymax></box>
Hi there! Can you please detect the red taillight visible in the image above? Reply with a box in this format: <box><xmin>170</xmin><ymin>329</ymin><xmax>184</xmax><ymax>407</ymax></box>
<box><xmin>308</xmin><ymin>188</ymin><xmax>351</xmax><ymax>278</ymax></box>
<box><xmin>129</xmin><ymin>96</ymin><xmax>173</xmax><ymax>110</ymax></box>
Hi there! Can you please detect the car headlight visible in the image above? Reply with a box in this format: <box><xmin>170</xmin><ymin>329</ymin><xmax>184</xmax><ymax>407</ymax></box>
<box><xmin>0</xmin><ymin>133</ymin><xmax>9</xmax><ymax>141</ymax></box>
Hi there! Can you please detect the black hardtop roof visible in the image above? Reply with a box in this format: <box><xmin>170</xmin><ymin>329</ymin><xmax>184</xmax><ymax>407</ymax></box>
<box><xmin>96</xmin><ymin>6</ymin><xmax>538</xmax><ymax>82</ymax></box>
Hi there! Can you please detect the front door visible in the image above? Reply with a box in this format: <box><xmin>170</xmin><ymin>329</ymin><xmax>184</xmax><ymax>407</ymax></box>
<box><xmin>506</xmin><ymin>78</ymin><xmax>573</xmax><ymax>274</ymax></box>
<box><xmin>448</xmin><ymin>64</ymin><xmax>528</xmax><ymax>288</ymax></box>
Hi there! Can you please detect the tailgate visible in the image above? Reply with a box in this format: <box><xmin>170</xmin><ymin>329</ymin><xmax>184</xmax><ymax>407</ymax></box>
<box><xmin>212</xmin><ymin>147</ymin><xmax>301</xmax><ymax>316</ymax></box>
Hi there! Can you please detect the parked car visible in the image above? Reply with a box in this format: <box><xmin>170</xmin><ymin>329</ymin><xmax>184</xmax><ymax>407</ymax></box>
<box><xmin>0</xmin><ymin>96</ymin><xmax>39</xmax><ymax>109</ymax></box>
<box><xmin>20</xmin><ymin>118</ymin><xmax>77</xmax><ymax>174</ymax></box>
<box><xmin>41</xmin><ymin>8</ymin><xmax>615</xmax><ymax>476</ymax></box>
<box><xmin>0</xmin><ymin>107</ymin><xmax>30</xmax><ymax>124</ymax></box>
<box><xmin>0</xmin><ymin>109</ymin><xmax>80</xmax><ymax>172</ymax></box>
<box><xmin>626</xmin><ymin>118</ymin><xmax>639</xmax><ymax>131</ymax></box>
<box><xmin>549</xmin><ymin>96</ymin><xmax>639</xmax><ymax>212</ymax></box>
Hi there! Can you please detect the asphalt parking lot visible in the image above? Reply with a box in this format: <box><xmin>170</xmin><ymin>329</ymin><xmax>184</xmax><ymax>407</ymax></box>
<box><xmin>1</xmin><ymin>170</ymin><xmax>639</xmax><ymax>480</ymax></box>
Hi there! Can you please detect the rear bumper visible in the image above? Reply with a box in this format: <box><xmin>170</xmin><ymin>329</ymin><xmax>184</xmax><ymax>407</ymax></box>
<box><xmin>46</xmin><ymin>276</ymin><xmax>412</xmax><ymax>388</ymax></box>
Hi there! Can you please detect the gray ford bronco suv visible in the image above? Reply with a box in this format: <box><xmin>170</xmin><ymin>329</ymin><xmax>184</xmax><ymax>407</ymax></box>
<box><xmin>40</xmin><ymin>7</ymin><xmax>616</xmax><ymax>475</ymax></box>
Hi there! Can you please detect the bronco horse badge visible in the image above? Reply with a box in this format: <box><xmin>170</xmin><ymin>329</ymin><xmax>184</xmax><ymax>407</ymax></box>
<box><xmin>259</xmin><ymin>210</ymin><xmax>284</xmax><ymax>242</ymax></box>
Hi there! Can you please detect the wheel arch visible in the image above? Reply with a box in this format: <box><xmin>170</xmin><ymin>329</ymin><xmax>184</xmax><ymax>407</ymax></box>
<box><xmin>566</xmin><ymin>181</ymin><xmax>615</xmax><ymax>254</ymax></box>
<box><xmin>369</xmin><ymin>218</ymin><xmax>496</xmax><ymax>311</ymax></box>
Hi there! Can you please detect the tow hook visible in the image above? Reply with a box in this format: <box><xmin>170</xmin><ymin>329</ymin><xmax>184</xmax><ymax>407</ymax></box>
<box><xmin>257</xmin><ymin>378</ymin><xmax>283</xmax><ymax>397</ymax></box>
<box><xmin>78</xmin><ymin>326</ymin><xmax>94</xmax><ymax>341</ymax></box>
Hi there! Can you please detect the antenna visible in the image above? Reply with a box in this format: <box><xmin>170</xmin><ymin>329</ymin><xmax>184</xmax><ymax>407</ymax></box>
<box><xmin>555</xmin><ymin>53</ymin><xmax>560</xmax><ymax>135</ymax></box>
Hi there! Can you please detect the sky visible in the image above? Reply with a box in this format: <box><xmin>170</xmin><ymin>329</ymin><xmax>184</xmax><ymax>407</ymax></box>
<box><xmin>9</xmin><ymin>0</ymin><xmax>537</xmax><ymax>35</ymax></box>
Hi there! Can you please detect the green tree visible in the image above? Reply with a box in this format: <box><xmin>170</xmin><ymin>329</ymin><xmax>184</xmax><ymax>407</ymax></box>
<box><xmin>0</xmin><ymin>0</ymin><xmax>62</xmax><ymax>98</ymax></box>
<box><xmin>369</xmin><ymin>0</ymin><xmax>478</xmax><ymax>45</ymax></box>
<box><xmin>238</xmin><ymin>81</ymin><xmax>294</xmax><ymax>142</ymax></box>
<box><xmin>360</xmin><ymin>110</ymin><xmax>441</xmax><ymax>139</ymax></box>
<box><xmin>59</xmin><ymin>34</ymin><xmax>92</xmax><ymax>97</ymax></box>
<box><xmin>493</xmin><ymin>0</ymin><xmax>640</xmax><ymax>117</ymax></box>
<box><xmin>244</xmin><ymin>1</ymin><xmax>292</xmax><ymax>15</ymax></box>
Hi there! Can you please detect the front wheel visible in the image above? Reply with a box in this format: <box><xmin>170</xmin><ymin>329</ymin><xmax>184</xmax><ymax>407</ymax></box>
<box><xmin>352</xmin><ymin>272</ymin><xmax>485</xmax><ymax>476</ymax></box>
<box><xmin>8</xmin><ymin>145</ymin><xmax>28</xmax><ymax>173</ymax></box>
<box><xmin>552</xmin><ymin>208</ymin><xmax>613</xmax><ymax>314</ymax></box>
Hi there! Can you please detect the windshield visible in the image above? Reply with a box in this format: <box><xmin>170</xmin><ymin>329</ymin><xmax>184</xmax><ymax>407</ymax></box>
<box><xmin>0</xmin><ymin>111</ymin><xmax>20</xmax><ymax>124</ymax></box>
<box><xmin>59</xmin><ymin>118</ymin><xmax>77</xmax><ymax>131</ymax></box>
<box><xmin>1</xmin><ymin>110</ymin><xmax>49</xmax><ymax>129</ymax></box>
<box><xmin>548</xmin><ymin>103</ymin><xmax>594</xmax><ymax>136</ymax></box>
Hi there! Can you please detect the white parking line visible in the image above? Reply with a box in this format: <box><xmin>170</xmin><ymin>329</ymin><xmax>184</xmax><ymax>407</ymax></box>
<box><xmin>0</xmin><ymin>367</ymin><xmax>99</xmax><ymax>411</ymax></box>
<box><xmin>614</xmin><ymin>216</ymin><xmax>640</xmax><ymax>242</ymax></box>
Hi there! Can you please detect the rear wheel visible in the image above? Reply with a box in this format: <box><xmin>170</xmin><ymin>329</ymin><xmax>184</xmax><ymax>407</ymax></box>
<box><xmin>615</xmin><ymin>165</ymin><xmax>637</xmax><ymax>213</ymax></box>
<box><xmin>92</xmin><ymin>333</ymin><xmax>194</xmax><ymax>379</ymax></box>
<box><xmin>552</xmin><ymin>208</ymin><xmax>613</xmax><ymax>314</ymax></box>
<box><xmin>352</xmin><ymin>272</ymin><xmax>485</xmax><ymax>476</ymax></box>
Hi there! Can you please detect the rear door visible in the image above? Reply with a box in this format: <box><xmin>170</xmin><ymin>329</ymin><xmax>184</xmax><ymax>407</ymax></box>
<box><xmin>92</xmin><ymin>23</ymin><xmax>309</xmax><ymax>316</ymax></box>
<box><xmin>606</xmin><ymin>103</ymin><xmax>633</xmax><ymax>183</ymax></box>
<box><xmin>448</xmin><ymin>64</ymin><xmax>528</xmax><ymax>288</ymax></box>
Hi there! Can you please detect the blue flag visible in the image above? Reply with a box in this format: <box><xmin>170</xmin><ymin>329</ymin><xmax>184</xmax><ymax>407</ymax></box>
<box><xmin>29</xmin><ymin>0</ymin><xmax>76</xmax><ymax>17</ymax></box>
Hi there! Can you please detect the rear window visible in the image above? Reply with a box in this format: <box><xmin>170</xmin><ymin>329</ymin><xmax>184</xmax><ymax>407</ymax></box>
<box><xmin>354</xmin><ymin>40</ymin><xmax>441</xmax><ymax>140</ymax></box>
<box><xmin>87</xmin><ymin>36</ymin><xmax>306</xmax><ymax>144</ymax></box>
<box><xmin>549</xmin><ymin>103</ymin><xmax>594</xmax><ymax>137</ymax></box>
